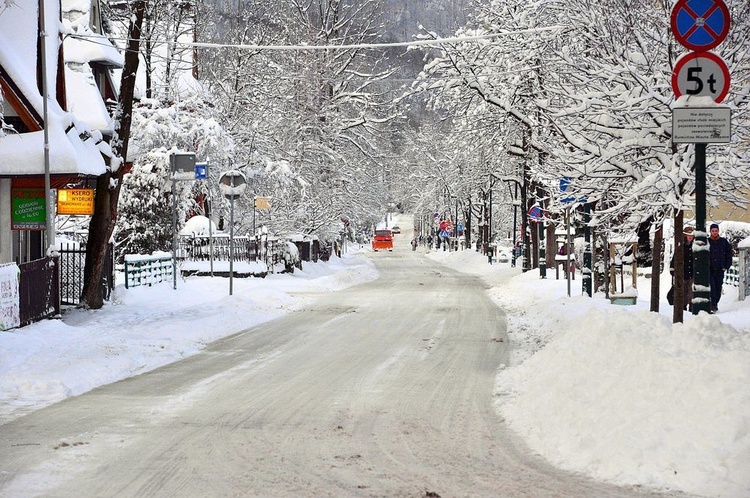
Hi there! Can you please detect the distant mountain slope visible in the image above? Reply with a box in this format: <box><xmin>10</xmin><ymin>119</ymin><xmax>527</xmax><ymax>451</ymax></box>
<box><xmin>381</xmin><ymin>0</ymin><xmax>468</xmax><ymax>41</ymax></box>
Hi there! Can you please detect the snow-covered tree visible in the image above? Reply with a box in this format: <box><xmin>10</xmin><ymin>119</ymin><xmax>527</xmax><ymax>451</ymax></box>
<box><xmin>105</xmin><ymin>0</ymin><xmax>199</xmax><ymax>100</ymax></box>
<box><xmin>415</xmin><ymin>0</ymin><xmax>750</xmax><ymax>292</ymax></box>
<box><xmin>116</xmin><ymin>149</ymin><xmax>175</xmax><ymax>257</ymax></box>
<box><xmin>198</xmin><ymin>0</ymin><xmax>401</xmax><ymax>240</ymax></box>
<box><xmin>82</xmin><ymin>0</ymin><xmax>146</xmax><ymax>309</ymax></box>
<box><xmin>116</xmin><ymin>96</ymin><xmax>234</xmax><ymax>259</ymax></box>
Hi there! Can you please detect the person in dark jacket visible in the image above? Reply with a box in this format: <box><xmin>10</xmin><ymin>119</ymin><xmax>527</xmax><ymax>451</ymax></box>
<box><xmin>670</xmin><ymin>226</ymin><xmax>694</xmax><ymax>310</ymax></box>
<box><xmin>708</xmin><ymin>223</ymin><xmax>733</xmax><ymax>313</ymax></box>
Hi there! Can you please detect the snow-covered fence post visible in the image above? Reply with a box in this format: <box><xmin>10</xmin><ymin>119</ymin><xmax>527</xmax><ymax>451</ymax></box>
<box><xmin>691</xmin><ymin>230</ymin><xmax>711</xmax><ymax>311</ymax></box>
<box><xmin>724</xmin><ymin>258</ymin><xmax>740</xmax><ymax>287</ymax></box>
<box><xmin>737</xmin><ymin>240</ymin><xmax>750</xmax><ymax>300</ymax></box>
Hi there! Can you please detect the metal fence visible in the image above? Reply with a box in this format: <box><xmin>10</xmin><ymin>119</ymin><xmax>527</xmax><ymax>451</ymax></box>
<box><xmin>178</xmin><ymin>235</ymin><xmax>258</xmax><ymax>262</ymax></box>
<box><xmin>19</xmin><ymin>256</ymin><xmax>60</xmax><ymax>327</ymax></box>
<box><xmin>58</xmin><ymin>243</ymin><xmax>115</xmax><ymax>306</ymax></box>
<box><xmin>124</xmin><ymin>254</ymin><xmax>173</xmax><ymax>288</ymax></box>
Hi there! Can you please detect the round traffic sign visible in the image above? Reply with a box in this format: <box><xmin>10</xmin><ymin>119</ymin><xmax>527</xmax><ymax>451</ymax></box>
<box><xmin>671</xmin><ymin>0</ymin><xmax>730</xmax><ymax>52</ymax></box>
<box><xmin>218</xmin><ymin>170</ymin><xmax>247</xmax><ymax>199</ymax></box>
<box><xmin>672</xmin><ymin>51</ymin><xmax>730</xmax><ymax>103</ymax></box>
<box><xmin>528</xmin><ymin>205</ymin><xmax>543</xmax><ymax>223</ymax></box>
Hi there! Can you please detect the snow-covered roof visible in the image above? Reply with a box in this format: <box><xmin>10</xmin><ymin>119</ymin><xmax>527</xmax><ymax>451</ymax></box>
<box><xmin>0</xmin><ymin>1</ymin><xmax>113</xmax><ymax>177</ymax></box>
<box><xmin>0</xmin><ymin>121</ymin><xmax>110</xmax><ymax>176</ymax></box>
<box><xmin>64</xmin><ymin>66</ymin><xmax>111</xmax><ymax>131</ymax></box>
<box><xmin>62</xmin><ymin>0</ymin><xmax>123</xmax><ymax>67</ymax></box>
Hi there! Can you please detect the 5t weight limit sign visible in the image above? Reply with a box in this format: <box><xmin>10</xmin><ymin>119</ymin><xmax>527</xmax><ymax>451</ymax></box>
<box><xmin>672</xmin><ymin>51</ymin><xmax>730</xmax><ymax>103</ymax></box>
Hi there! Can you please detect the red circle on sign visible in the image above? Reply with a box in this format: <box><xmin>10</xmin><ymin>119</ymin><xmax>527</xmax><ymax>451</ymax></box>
<box><xmin>528</xmin><ymin>206</ymin><xmax>543</xmax><ymax>223</ymax></box>
<box><xmin>671</xmin><ymin>51</ymin><xmax>730</xmax><ymax>103</ymax></box>
<box><xmin>671</xmin><ymin>0</ymin><xmax>730</xmax><ymax>52</ymax></box>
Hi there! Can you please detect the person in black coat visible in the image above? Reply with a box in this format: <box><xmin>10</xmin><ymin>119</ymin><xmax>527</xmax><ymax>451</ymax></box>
<box><xmin>670</xmin><ymin>226</ymin><xmax>694</xmax><ymax>310</ymax></box>
<box><xmin>708</xmin><ymin>223</ymin><xmax>733</xmax><ymax>313</ymax></box>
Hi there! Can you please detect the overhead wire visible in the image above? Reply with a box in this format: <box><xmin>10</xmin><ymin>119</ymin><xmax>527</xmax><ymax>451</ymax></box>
<box><xmin>67</xmin><ymin>25</ymin><xmax>564</xmax><ymax>52</ymax></box>
<box><xmin>66</xmin><ymin>32</ymin><xmax>547</xmax><ymax>81</ymax></box>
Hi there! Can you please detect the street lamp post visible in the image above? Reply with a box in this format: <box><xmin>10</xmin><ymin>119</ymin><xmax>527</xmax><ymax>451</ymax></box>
<box><xmin>538</xmin><ymin>205</ymin><xmax>546</xmax><ymax>279</ymax></box>
<box><xmin>455</xmin><ymin>197</ymin><xmax>459</xmax><ymax>250</ymax></box>
<box><xmin>583</xmin><ymin>203</ymin><xmax>592</xmax><ymax>297</ymax></box>
<box><xmin>488</xmin><ymin>188</ymin><xmax>493</xmax><ymax>262</ymax></box>
<box><xmin>512</xmin><ymin>183</ymin><xmax>519</xmax><ymax>267</ymax></box>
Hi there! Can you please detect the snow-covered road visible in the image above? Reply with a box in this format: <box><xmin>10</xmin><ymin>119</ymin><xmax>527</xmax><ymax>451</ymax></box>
<box><xmin>0</xmin><ymin>241</ymin><xmax>682</xmax><ymax>497</ymax></box>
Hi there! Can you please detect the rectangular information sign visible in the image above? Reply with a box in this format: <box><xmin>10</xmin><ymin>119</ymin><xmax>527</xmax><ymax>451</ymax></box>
<box><xmin>57</xmin><ymin>188</ymin><xmax>95</xmax><ymax>215</ymax></box>
<box><xmin>11</xmin><ymin>188</ymin><xmax>46</xmax><ymax>230</ymax></box>
<box><xmin>195</xmin><ymin>163</ymin><xmax>207</xmax><ymax>179</ymax></box>
<box><xmin>672</xmin><ymin>107</ymin><xmax>731</xmax><ymax>143</ymax></box>
<box><xmin>0</xmin><ymin>263</ymin><xmax>20</xmax><ymax>330</ymax></box>
<box><xmin>254</xmin><ymin>196</ymin><xmax>272</xmax><ymax>210</ymax></box>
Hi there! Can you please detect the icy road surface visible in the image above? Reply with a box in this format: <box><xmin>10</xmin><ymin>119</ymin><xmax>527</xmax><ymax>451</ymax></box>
<box><xmin>0</xmin><ymin>240</ymin><xmax>681</xmax><ymax>497</ymax></box>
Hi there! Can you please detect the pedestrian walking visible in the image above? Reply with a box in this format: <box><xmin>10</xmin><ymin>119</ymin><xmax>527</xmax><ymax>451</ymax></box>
<box><xmin>669</xmin><ymin>226</ymin><xmax>694</xmax><ymax>310</ymax></box>
<box><xmin>708</xmin><ymin>223</ymin><xmax>733</xmax><ymax>313</ymax></box>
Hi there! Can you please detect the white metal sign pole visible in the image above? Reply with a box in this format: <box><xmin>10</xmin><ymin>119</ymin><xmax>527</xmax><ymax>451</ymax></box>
<box><xmin>172</xmin><ymin>167</ymin><xmax>177</xmax><ymax>290</ymax></box>
<box><xmin>39</xmin><ymin>0</ymin><xmax>55</xmax><ymax>253</ymax></box>
<box><xmin>670</xmin><ymin>0</ymin><xmax>731</xmax><ymax>314</ymax></box>
<box><xmin>229</xmin><ymin>194</ymin><xmax>234</xmax><ymax>296</ymax></box>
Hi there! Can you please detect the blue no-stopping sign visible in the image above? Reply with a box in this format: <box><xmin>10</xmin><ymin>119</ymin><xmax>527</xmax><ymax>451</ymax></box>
<box><xmin>671</xmin><ymin>0</ymin><xmax>730</xmax><ymax>52</ymax></box>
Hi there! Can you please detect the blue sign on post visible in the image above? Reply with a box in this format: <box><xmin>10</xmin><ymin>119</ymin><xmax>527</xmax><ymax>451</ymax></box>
<box><xmin>560</xmin><ymin>177</ymin><xmax>584</xmax><ymax>204</ymax></box>
<box><xmin>195</xmin><ymin>162</ymin><xmax>207</xmax><ymax>179</ymax></box>
<box><xmin>559</xmin><ymin>177</ymin><xmax>571</xmax><ymax>192</ymax></box>
<box><xmin>528</xmin><ymin>205</ymin><xmax>543</xmax><ymax>223</ymax></box>
<box><xmin>670</xmin><ymin>0</ymin><xmax>730</xmax><ymax>52</ymax></box>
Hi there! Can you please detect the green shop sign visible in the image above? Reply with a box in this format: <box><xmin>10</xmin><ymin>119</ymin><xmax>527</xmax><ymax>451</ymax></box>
<box><xmin>12</xmin><ymin>188</ymin><xmax>47</xmax><ymax>230</ymax></box>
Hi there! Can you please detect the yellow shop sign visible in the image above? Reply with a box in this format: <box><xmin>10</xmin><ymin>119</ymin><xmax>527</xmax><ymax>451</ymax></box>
<box><xmin>57</xmin><ymin>188</ymin><xmax>95</xmax><ymax>215</ymax></box>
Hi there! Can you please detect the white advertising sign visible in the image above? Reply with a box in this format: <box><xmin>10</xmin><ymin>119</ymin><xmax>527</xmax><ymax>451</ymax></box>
<box><xmin>0</xmin><ymin>264</ymin><xmax>20</xmax><ymax>330</ymax></box>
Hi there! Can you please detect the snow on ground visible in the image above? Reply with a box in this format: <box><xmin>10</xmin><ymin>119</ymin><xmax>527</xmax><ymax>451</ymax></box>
<box><xmin>0</xmin><ymin>249</ymin><xmax>377</xmax><ymax>424</ymax></box>
<box><xmin>1</xmin><ymin>231</ymin><xmax>749</xmax><ymax>498</ymax></box>
<box><xmin>426</xmin><ymin>246</ymin><xmax>750</xmax><ymax>498</ymax></box>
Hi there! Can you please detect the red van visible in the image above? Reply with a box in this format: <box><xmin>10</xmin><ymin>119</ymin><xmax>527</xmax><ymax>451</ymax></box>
<box><xmin>372</xmin><ymin>229</ymin><xmax>393</xmax><ymax>251</ymax></box>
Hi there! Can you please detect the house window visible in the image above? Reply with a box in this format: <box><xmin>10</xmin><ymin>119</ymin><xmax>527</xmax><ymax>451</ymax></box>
<box><xmin>2</xmin><ymin>116</ymin><xmax>29</xmax><ymax>133</ymax></box>
<box><xmin>12</xmin><ymin>230</ymin><xmax>44</xmax><ymax>264</ymax></box>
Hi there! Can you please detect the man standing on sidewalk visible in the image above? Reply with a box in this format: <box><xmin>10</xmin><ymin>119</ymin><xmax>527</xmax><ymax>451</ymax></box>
<box><xmin>708</xmin><ymin>223</ymin><xmax>733</xmax><ymax>313</ymax></box>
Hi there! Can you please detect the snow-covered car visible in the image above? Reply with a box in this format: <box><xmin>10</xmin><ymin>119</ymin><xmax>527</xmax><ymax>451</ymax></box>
<box><xmin>391</xmin><ymin>226</ymin><xmax>401</xmax><ymax>234</ymax></box>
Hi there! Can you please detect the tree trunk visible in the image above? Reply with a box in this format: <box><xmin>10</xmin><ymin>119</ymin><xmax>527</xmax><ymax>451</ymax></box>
<box><xmin>650</xmin><ymin>224</ymin><xmax>663</xmax><ymax>313</ymax></box>
<box><xmin>482</xmin><ymin>191</ymin><xmax>490</xmax><ymax>253</ymax></box>
<box><xmin>81</xmin><ymin>1</ymin><xmax>147</xmax><ymax>309</ymax></box>
<box><xmin>546</xmin><ymin>222</ymin><xmax>555</xmax><ymax>269</ymax></box>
